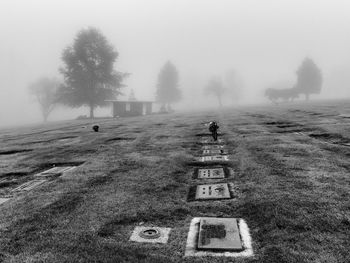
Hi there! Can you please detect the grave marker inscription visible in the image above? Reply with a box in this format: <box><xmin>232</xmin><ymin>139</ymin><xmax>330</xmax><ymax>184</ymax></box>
<box><xmin>198</xmin><ymin>217</ymin><xmax>243</xmax><ymax>251</ymax></box>
<box><xmin>12</xmin><ymin>179</ymin><xmax>46</xmax><ymax>192</ymax></box>
<box><xmin>199</xmin><ymin>155</ymin><xmax>229</xmax><ymax>162</ymax></box>
<box><xmin>35</xmin><ymin>166</ymin><xmax>76</xmax><ymax>178</ymax></box>
<box><xmin>0</xmin><ymin>198</ymin><xmax>10</xmax><ymax>205</ymax></box>
<box><xmin>202</xmin><ymin>149</ymin><xmax>226</xmax><ymax>155</ymax></box>
<box><xmin>202</xmin><ymin>145</ymin><xmax>224</xmax><ymax>150</ymax></box>
<box><xmin>195</xmin><ymin>183</ymin><xmax>231</xmax><ymax>200</ymax></box>
<box><xmin>198</xmin><ymin>168</ymin><xmax>225</xmax><ymax>179</ymax></box>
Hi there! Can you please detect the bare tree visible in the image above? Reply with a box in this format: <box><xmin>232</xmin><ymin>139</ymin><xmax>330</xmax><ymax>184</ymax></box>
<box><xmin>28</xmin><ymin>77</ymin><xmax>60</xmax><ymax>122</ymax></box>
<box><xmin>204</xmin><ymin>76</ymin><xmax>225</xmax><ymax>107</ymax></box>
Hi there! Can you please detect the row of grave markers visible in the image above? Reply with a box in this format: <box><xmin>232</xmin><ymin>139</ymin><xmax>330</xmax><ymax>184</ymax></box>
<box><xmin>129</xmin><ymin>124</ymin><xmax>253</xmax><ymax>258</ymax></box>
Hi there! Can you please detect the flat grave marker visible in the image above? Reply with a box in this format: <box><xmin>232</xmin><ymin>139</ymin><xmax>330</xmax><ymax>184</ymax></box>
<box><xmin>195</xmin><ymin>183</ymin><xmax>231</xmax><ymax>200</ymax></box>
<box><xmin>198</xmin><ymin>217</ymin><xmax>243</xmax><ymax>251</ymax></box>
<box><xmin>202</xmin><ymin>145</ymin><xmax>224</xmax><ymax>150</ymax></box>
<box><xmin>130</xmin><ymin>226</ymin><xmax>171</xmax><ymax>244</ymax></box>
<box><xmin>201</xmin><ymin>138</ymin><xmax>224</xmax><ymax>144</ymax></box>
<box><xmin>202</xmin><ymin>149</ymin><xmax>227</xmax><ymax>155</ymax></box>
<box><xmin>197</xmin><ymin>168</ymin><xmax>225</xmax><ymax>179</ymax></box>
<box><xmin>35</xmin><ymin>166</ymin><xmax>76</xmax><ymax>178</ymax></box>
<box><xmin>0</xmin><ymin>198</ymin><xmax>10</xmax><ymax>205</ymax></box>
<box><xmin>199</xmin><ymin>155</ymin><xmax>229</xmax><ymax>162</ymax></box>
<box><xmin>12</xmin><ymin>179</ymin><xmax>47</xmax><ymax>192</ymax></box>
<box><xmin>184</xmin><ymin>217</ymin><xmax>253</xmax><ymax>257</ymax></box>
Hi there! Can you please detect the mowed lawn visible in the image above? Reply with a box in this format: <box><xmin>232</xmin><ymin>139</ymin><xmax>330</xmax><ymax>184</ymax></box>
<box><xmin>0</xmin><ymin>100</ymin><xmax>350</xmax><ymax>263</ymax></box>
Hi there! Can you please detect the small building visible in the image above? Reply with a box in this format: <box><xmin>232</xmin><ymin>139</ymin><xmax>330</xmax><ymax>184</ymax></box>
<box><xmin>107</xmin><ymin>100</ymin><xmax>153</xmax><ymax>117</ymax></box>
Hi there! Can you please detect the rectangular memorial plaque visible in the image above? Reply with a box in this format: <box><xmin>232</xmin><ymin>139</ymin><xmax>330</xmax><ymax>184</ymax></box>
<box><xmin>202</xmin><ymin>145</ymin><xmax>224</xmax><ymax>150</ymax></box>
<box><xmin>199</xmin><ymin>155</ymin><xmax>229</xmax><ymax>162</ymax></box>
<box><xmin>195</xmin><ymin>183</ymin><xmax>230</xmax><ymax>200</ymax></box>
<box><xmin>35</xmin><ymin>166</ymin><xmax>75</xmax><ymax>177</ymax></box>
<box><xmin>198</xmin><ymin>168</ymin><xmax>225</xmax><ymax>179</ymax></box>
<box><xmin>201</xmin><ymin>138</ymin><xmax>224</xmax><ymax>144</ymax></box>
<box><xmin>0</xmin><ymin>198</ymin><xmax>10</xmax><ymax>205</ymax></box>
<box><xmin>12</xmin><ymin>179</ymin><xmax>46</xmax><ymax>192</ymax></box>
<box><xmin>202</xmin><ymin>149</ymin><xmax>226</xmax><ymax>155</ymax></box>
<box><xmin>198</xmin><ymin>217</ymin><xmax>243</xmax><ymax>251</ymax></box>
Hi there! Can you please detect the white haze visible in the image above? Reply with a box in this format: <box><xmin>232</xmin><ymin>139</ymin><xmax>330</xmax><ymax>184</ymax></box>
<box><xmin>1</xmin><ymin>0</ymin><xmax>350</xmax><ymax>127</ymax></box>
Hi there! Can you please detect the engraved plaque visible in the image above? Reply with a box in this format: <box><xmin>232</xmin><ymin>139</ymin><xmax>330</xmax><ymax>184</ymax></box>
<box><xmin>202</xmin><ymin>149</ymin><xmax>226</xmax><ymax>155</ymax></box>
<box><xmin>0</xmin><ymin>198</ymin><xmax>10</xmax><ymax>205</ymax></box>
<box><xmin>35</xmin><ymin>166</ymin><xmax>75</xmax><ymax>177</ymax></box>
<box><xmin>12</xmin><ymin>179</ymin><xmax>46</xmax><ymax>192</ymax></box>
<box><xmin>202</xmin><ymin>145</ymin><xmax>224</xmax><ymax>150</ymax></box>
<box><xmin>195</xmin><ymin>183</ymin><xmax>230</xmax><ymax>200</ymax></box>
<box><xmin>201</xmin><ymin>138</ymin><xmax>224</xmax><ymax>144</ymax></box>
<box><xmin>198</xmin><ymin>217</ymin><xmax>243</xmax><ymax>251</ymax></box>
<box><xmin>199</xmin><ymin>155</ymin><xmax>229</xmax><ymax>162</ymax></box>
<box><xmin>198</xmin><ymin>168</ymin><xmax>225</xmax><ymax>179</ymax></box>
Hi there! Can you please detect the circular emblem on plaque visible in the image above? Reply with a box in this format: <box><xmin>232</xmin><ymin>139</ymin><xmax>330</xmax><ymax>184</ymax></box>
<box><xmin>139</xmin><ymin>228</ymin><xmax>161</xmax><ymax>239</ymax></box>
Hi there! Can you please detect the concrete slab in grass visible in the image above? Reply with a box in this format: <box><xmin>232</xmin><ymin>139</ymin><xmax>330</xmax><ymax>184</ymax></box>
<box><xmin>12</xmin><ymin>179</ymin><xmax>47</xmax><ymax>192</ymax></box>
<box><xmin>201</xmin><ymin>138</ymin><xmax>225</xmax><ymax>144</ymax></box>
<box><xmin>198</xmin><ymin>217</ymin><xmax>242</xmax><ymax>251</ymax></box>
<box><xmin>0</xmin><ymin>198</ymin><xmax>10</xmax><ymax>205</ymax></box>
<box><xmin>185</xmin><ymin>217</ymin><xmax>253</xmax><ymax>257</ymax></box>
<box><xmin>130</xmin><ymin>226</ymin><xmax>171</xmax><ymax>244</ymax></box>
<box><xmin>338</xmin><ymin>114</ymin><xmax>350</xmax><ymax>118</ymax></box>
<box><xmin>197</xmin><ymin>168</ymin><xmax>225</xmax><ymax>179</ymax></box>
<box><xmin>195</xmin><ymin>183</ymin><xmax>231</xmax><ymax>200</ymax></box>
<box><xmin>202</xmin><ymin>145</ymin><xmax>225</xmax><ymax>150</ymax></box>
<box><xmin>35</xmin><ymin>166</ymin><xmax>77</xmax><ymax>178</ymax></box>
<box><xmin>202</xmin><ymin>149</ymin><xmax>227</xmax><ymax>155</ymax></box>
<box><xmin>198</xmin><ymin>155</ymin><xmax>229</xmax><ymax>162</ymax></box>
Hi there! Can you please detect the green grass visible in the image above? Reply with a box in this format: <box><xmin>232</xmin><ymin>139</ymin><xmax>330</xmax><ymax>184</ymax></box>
<box><xmin>0</xmin><ymin>100</ymin><xmax>350</xmax><ymax>262</ymax></box>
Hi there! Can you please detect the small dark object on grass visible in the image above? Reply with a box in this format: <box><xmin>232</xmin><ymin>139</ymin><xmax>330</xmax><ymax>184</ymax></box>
<box><xmin>208</xmin><ymin>121</ymin><xmax>219</xmax><ymax>141</ymax></box>
<box><xmin>92</xmin><ymin>125</ymin><xmax>99</xmax><ymax>132</ymax></box>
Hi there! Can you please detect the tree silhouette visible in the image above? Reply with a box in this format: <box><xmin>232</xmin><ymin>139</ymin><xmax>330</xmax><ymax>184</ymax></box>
<box><xmin>59</xmin><ymin>27</ymin><xmax>127</xmax><ymax>118</ymax></box>
<box><xmin>156</xmin><ymin>61</ymin><xmax>181</xmax><ymax>111</ymax></box>
<box><xmin>224</xmin><ymin>70</ymin><xmax>243</xmax><ymax>103</ymax></box>
<box><xmin>28</xmin><ymin>77</ymin><xmax>60</xmax><ymax>122</ymax></box>
<box><xmin>204</xmin><ymin>77</ymin><xmax>225</xmax><ymax>107</ymax></box>
<box><xmin>294</xmin><ymin>58</ymin><xmax>322</xmax><ymax>100</ymax></box>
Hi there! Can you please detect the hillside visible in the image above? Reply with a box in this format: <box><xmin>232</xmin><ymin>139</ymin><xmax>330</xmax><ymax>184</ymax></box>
<box><xmin>0</xmin><ymin>100</ymin><xmax>350</xmax><ymax>263</ymax></box>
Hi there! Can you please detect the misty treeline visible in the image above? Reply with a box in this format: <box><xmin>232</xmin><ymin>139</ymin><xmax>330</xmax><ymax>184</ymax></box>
<box><xmin>28</xmin><ymin>27</ymin><xmax>185</xmax><ymax>122</ymax></box>
<box><xmin>28</xmin><ymin>27</ymin><xmax>323</xmax><ymax>122</ymax></box>
<box><xmin>265</xmin><ymin>58</ymin><xmax>323</xmax><ymax>103</ymax></box>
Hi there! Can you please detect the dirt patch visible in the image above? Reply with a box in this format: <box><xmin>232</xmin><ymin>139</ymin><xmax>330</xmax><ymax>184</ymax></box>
<box><xmin>105</xmin><ymin>137</ymin><xmax>135</xmax><ymax>142</ymax></box>
<box><xmin>265</xmin><ymin>121</ymin><xmax>293</xmax><ymax>125</ymax></box>
<box><xmin>308</xmin><ymin>133</ymin><xmax>349</xmax><ymax>145</ymax></box>
<box><xmin>0</xmin><ymin>172</ymin><xmax>28</xmax><ymax>179</ymax></box>
<box><xmin>0</xmin><ymin>149</ymin><xmax>33</xmax><ymax>155</ymax></box>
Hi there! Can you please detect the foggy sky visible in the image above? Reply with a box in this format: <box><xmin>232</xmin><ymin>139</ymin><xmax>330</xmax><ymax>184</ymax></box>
<box><xmin>1</xmin><ymin>0</ymin><xmax>350</xmax><ymax>126</ymax></box>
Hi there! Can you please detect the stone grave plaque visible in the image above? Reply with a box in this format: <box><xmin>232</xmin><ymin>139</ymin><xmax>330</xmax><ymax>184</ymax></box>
<box><xmin>202</xmin><ymin>149</ymin><xmax>226</xmax><ymax>155</ymax></box>
<box><xmin>199</xmin><ymin>155</ymin><xmax>229</xmax><ymax>162</ymax></box>
<box><xmin>198</xmin><ymin>217</ymin><xmax>243</xmax><ymax>251</ymax></box>
<box><xmin>195</xmin><ymin>183</ymin><xmax>230</xmax><ymax>200</ymax></box>
<box><xmin>202</xmin><ymin>145</ymin><xmax>224</xmax><ymax>150</ymax></box>
<box><xmin>12</xmin><ymin>179</ymin><xmax>46</xmax><ymax>192</ymax></box>
<box><xmin>198</xmin><ymin>168</ymin><xmax>225</xmax><ymax>179</ymax></box>
<box><xmin>0</xmin><ymin>198</ymin><xmax>10</xmax><ymax>205</ymax></box>
<box><xmin>201</xmin><ymin>138</ymin><xmax>224</xmax><ymax>144</ymax></box>
<box><xmin>35</xmin><ymin>166</ymin><xmax>75</xmax><ymax>177</ymax></box>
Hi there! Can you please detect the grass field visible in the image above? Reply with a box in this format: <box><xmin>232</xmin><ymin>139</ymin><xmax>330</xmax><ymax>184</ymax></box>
<box><xmin>0</xmin><ymin>100</ymin><xmax>350</xmax><ymax>263</ymax></box>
